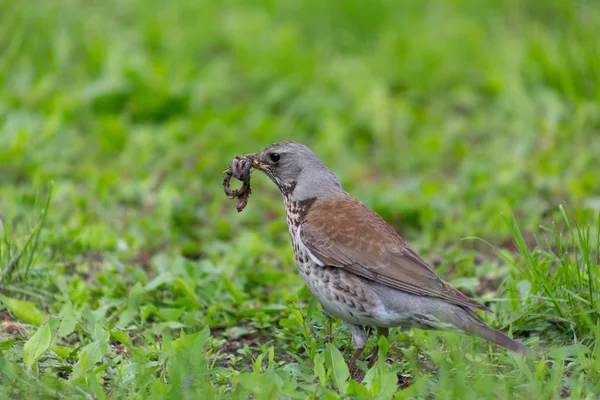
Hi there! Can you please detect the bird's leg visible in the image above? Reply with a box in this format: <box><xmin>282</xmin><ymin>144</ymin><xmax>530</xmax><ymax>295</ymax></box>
<box><xmin>348</xmin><ymin>347</ymin><xmax>365</xmax><ymax>376</ymax></box>
<box><xmin>367</xmin><ymin>327</ymin><xmax>389</xmax><ymax>369</ymax></box>
<box><xmin>345</xmin><ymin>323</ymin><xmax>368</xmax><ymax>380</ymax></box>
<box><xmin>322</xmin><ymin>310</ymin><xmax>334</xmax><ymax>342</ymax></box>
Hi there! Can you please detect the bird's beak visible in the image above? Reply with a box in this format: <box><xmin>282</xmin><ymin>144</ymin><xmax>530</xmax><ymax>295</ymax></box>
<box><xmin>245</xmin><ymin>153</ymin><xmax>261</xmax><ymax>168</ymax></box>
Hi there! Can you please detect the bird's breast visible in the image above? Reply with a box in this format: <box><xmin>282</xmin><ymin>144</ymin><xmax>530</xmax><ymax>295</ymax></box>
<box><xmin>282</xmin><ymin>196</ymin><xmax>312</xmax><ymax>242</ymax></box>
<box><xmin>282</xmin><ymin>196</ymin><xmax>390</xmax><ymax>326</ymax></box>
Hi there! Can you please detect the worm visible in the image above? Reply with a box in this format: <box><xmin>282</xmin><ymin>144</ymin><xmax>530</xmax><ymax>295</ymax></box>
<box><xmin>223</xmin><ymin>157</ymin><xmax>253</xmax><ymax>212</ymax></box>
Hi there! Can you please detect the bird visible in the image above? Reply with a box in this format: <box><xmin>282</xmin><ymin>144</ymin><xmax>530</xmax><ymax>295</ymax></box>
<box><xmin>240</xmin><ymin>141</ymin><xmax>530</xmax><ymax>376</ymax></box>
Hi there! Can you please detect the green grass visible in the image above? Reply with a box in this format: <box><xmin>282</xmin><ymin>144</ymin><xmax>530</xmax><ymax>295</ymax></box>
<box><xmin>1</xmin><ymin>0</ymin><xmax>600</xmax><ymax>398</ymax></box>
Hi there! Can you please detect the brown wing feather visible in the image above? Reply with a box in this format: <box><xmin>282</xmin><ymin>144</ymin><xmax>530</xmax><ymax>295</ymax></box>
<box><xmin>300</xmin><ymin>196</ymin><xmax>491</xmax><ymax>312</ymax></box>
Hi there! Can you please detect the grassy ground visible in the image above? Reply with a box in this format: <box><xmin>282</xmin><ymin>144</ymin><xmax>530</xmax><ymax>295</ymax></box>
<box><xmin>1</xmin><ymin>0</ymin><xmax>600</xmax><ymax>398</ymax></box>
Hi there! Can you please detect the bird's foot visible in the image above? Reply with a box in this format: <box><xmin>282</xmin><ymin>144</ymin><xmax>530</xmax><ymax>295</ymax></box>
<box><xmin>350</xmin><ymin>366</ymin><xmax>365</xmax><ymax>382</ymax></box>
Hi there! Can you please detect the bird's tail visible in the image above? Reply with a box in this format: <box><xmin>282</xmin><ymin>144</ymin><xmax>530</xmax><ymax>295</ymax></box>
<box><xmin>471</xmin><ymin>324</ymin><xmax>531</xmax><ymax>356</ymax></box>
<box><xmin>460</xmin><ymin>315</ymin><xmax>532</xmax><ymax>358</ymax></box>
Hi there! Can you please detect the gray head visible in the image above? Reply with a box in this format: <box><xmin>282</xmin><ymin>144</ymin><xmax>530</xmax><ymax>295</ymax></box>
<box><xmin>248</xmin><ymin>141</ymin><xmax>344</xmax><ymax>201</ymax></box>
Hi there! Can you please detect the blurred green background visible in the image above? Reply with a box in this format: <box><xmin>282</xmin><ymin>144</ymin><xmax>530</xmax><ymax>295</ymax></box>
<box><xmin>1</xmin><ymin>0</ymin><xmax>600</xmax><ymax>398</ymax></box>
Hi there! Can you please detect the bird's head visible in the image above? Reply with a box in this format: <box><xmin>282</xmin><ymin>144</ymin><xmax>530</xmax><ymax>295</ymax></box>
<box><xmin>245</xmin><ymin>141</ymin><xmax>343</xmax><ymax>200</ymax></box>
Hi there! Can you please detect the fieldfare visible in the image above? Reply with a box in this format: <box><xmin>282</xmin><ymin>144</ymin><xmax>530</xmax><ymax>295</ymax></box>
<box><xmin>233</xmin><ymin>141</ymin><xmax>529</xmax><ymax>376</ymax></box>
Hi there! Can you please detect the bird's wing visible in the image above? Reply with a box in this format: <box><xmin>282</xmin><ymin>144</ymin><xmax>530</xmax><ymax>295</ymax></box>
<box><xmin>300</xmin><ymin>196</ymin><xmax>491</xmax><ymax>312</ymax></box>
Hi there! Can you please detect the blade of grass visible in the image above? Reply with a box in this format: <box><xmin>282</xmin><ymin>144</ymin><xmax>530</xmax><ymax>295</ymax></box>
<box><xmin>0</xmin><ymin>183</ymin><xmax>53</xmax><ymax>284</ymax></box>
<box><xmin>23</xmin><ymin>182</ymin><xmax>54</xmax><ymax>279</ymax></box>
<box><xmin>504</xmin><ymin>213</ymin><xmax>568</xmax><ymax>321</ymax></box>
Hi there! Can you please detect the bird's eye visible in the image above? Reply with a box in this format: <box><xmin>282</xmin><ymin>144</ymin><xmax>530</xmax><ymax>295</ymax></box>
<box><xmin>269</xmin><ymin>153</ymin><xmax>281</xmax><ymax>163</ymax></box>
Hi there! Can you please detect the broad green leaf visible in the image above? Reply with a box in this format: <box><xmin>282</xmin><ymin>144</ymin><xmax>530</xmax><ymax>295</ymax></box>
<box><xmin>84</xmin><ymin>329</ymin><xmax>111</xmax><ymax>366</ymax></box>
<box><xmin>326</xmin><ymin>343</ymin><xmax>349</xmax><ymax>393</ymax></box>
<box><xmin>252</xmin><ymin>353</ymin><xmax>266</xmax><ymax>374</ymax></box>
<box><xmin>156</xmin><ymin>307</ymin><xmax>184</xmax><ymax>321</ymax></box>
<box><xmin>70</xmin><ymin>328</ymin><xmax>110</xmax><ymax>380</ymax></box>
<box><xmin>223</xmin><ymin>277</ymin><xmax>243</xmax><ymax>304</ymax></box>
<box><xmin>548</xmin><ymin>344</ymin><xmax>590</xmax><ymax>359</ymax></box>
<box><xmin>23</xmin><ymin>323</ymin><xmax>53</xmax><ymax>369</ymax></box>
<box><xmin>196</xmin><ymin>325</ymin><xmax>211</xmax><ymax>347</ymax></box>
<box><xmin>141</xmin><ymin>304</ymin><xmax>159</xmax><ymax>320</ymax></box>
<box><xmin>237</xmin><ymin>373</ymin><xmax>275</xmax><ymax>398</ymax></box>
<box><xmin>172</xmin><ymin>278</ymin><xmax>198</xmax><ymax>305</ymax></box>
<box><xmin>377</xmin><ymin>335</ymin><xmax>389</xmax><ymax>369</ymax></box>
<box><xmin>0</xmin><ymin>339</ymin><xmax>16</xmax><ymax>352</ymax></box>
<box><xmin>347</xmin><ymin>380</ymin><xmax>370</xmax><ymax>397</ymax></box>
<box><xmin>58</xmin><ymin>302</ymin><xmax>78</xmax><ymax>337</ymax></box>
<box><xmin>150</xmin><ymin>380</ymin><xmax>168</xmax><ymax>397</ymax></box>
<box><xmin>153</xmin><ymin>321</ymin><xmax>188</xmax><ymax>331</ymax></box>
<box><xmin>172</xmin><ymin>326</ymin><xmax>210</xmax><ymax>353</ymax></box>
<box><xmin>237</xmin><ymin>373</ymin><xmax>263</xmax><ymax>395</ymax></box>
<box><xmin>117</xmin><ymin>282</ymin><xmax>144</xmax><ymax>328</ymax></box>
<box><xmin>52</xmin><ymin>345</ymin><xmax>75</xmax><ymax>358</ymax></box>
<box><xmin>110</xmin><ymin>330</ymin><xmax>132</xmax><ymax>347</ymax></box>
<box><xmin>0</xmin><ymin>295</ymin><xmax>46</xmax><ymax>326</ymax></box>
<box><xmin>268</xmin><ymin>346</ymin><xmax>275</xmax><ymax>367</ymax></box>
<box><xmin>144</xmin><ymin>271</ymin><xmax>175</xmax><ymax>291</ymax></box>
<box><xmin>363</xmin><ymin>365</ymin><xmax>378</xmax><ymax>388</ymax></box>
<box><xmin>48</xmin><ymin>316</ymin><xmax>61</xmax><ymax>336</ymax></box>
<box><xmin>289</xmin><ymin>308</ymin><xmax>304</xmax><ymax>326</ymax></box>
<box><xmin>86</xmin><ymin>366</ymin><xmax>106</xmax><ymax>399</ymax></box>
<box><xmin>374</xmin><ymin>371</ymin><xmax>398</xmax><ymax>400</ymax></box>
<box><xmin>313</xmin><ymin>352</ymin><xmax>327</xmax><ymax>386</ymax></box>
